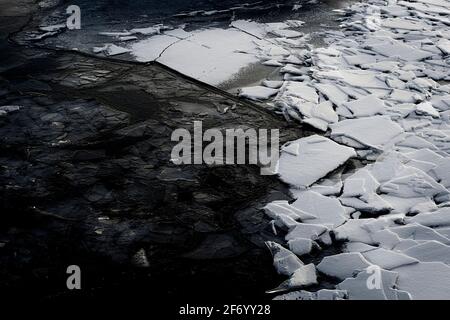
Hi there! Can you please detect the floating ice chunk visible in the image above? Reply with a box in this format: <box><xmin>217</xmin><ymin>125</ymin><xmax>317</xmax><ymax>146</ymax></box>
<box><xmin>431</xmin><ymin>160</ymin><xmax>450</xmax><ymax>188</ymax></box>
<box><xmin>262</xmin><ymin>59</ymin><xmax>284</xmax><ymax>67</ymax></box>
<box><xmin>312</xmin><ymin>101</ymin><xmax>339</xmax><ymax>123</ymax></box>
<box><xmin>274</xmin><ymin>214</ymin><xmax>298</xmax><ymax>230</ymax></box>
<box><xmin>276</xmin><ymin>82</ymin><xmax>319</xmax><ymax>103</ymax></box>
<box><xmin>316</xmin><ymin>289</ymin><xmax>348</xmax><ymax>300</ymax></box>
<box><xmin>381</xmin><ymin>195</ymin><xmax>432</xmax><ymax>214</ymax></box>
<box><xmin>286</xmin><ymin>20</ymin><xmax>306</xmax><ymax>28</ymax></box>
<box><xmin>344</xmin><ymin>169</ymin><xmax>380</xmax><ymax>196</ymax></box>
<box><xmin>302</xmin><ymin>117</ymin><xmax>329</xmax><ymax>132</ymax></box>
<box><xmin>382</xmin><ymin>18</ymin><xmax>429</xmax><ymax>31</ymax></box>
<box><xmin>262</xmin><ymin>80</ymin><xmax>284</xmax><ymax>89</ymax></box>
<box><xmin>93</xmin><ymin>44</ymin><xmax>131</xmax><ymax>56</ymax></box>
<box><xmin>316</xmin><ymin>69</ymin><xmax>389</xmax><ymax>90</ymax></box>
<box><xmin>380</xmin><ymin>5</ymin><xmax>410</xmax><ymax>17</ymax></box>
<box><xmin>280</xmin><ymin>64</ymin><xmax>308</xmax><ymax>75</ymax></box>
<box><xmin>367</xmin><ymin>38</ymin><xmax>433</xmax><ymax>61</ymax></box>
<box><xmin>380</xmin><ymin>170</ymin><xmax>447</xmax><ymax>198</ymax></box>
<box><xmin>362</xmin><ymin>248</ymin><xmax>418</xmax><ymax>270</ymax></box>
<box><xmin>397</xmin><ymin>134</ymin><xmax>438</xmax><ymax>151</ymax></box>
<box><xmin>343</xmin><ymin>54</ymin><xmax>378</xmax><ymax>66</ymax></box>
<box><xmin>394</xmin><ymin>262</ymin><xmax>450</xmax><ymax>300</ymax></box>
<box><xmin>398</xmin><ymin>0</ymin><xmax>450</xmax><ymax>15</ymax></box>
<box><xmin>344</xmin><ymin>242</ymin><xmax>378</xmax><ymax>253</ymax></box>
<box><xmin>330</xmin><ymin>116</ymin><xmax>404</xmax><ymax>151</ymax></box>
<box><xmin>314</xmin><ymin>83</ymin><xmax>349</xmax><ymax>108</ymax></box>
<box><xmin>416</xmin><ymin>102</ymin><xmax>440</xmax><ymax>118</ymax></box>
<box><xmin>342</xmin><ymin>95</ymin><xmax>387</xmax><ymax>118</ymax></box>
<box><xmin>99</xmin><ymin>31</ymin><xmax>133</xmax><ymax>37</ymax></box>
<box><xmin>436</xmin><ymin>227</ymin><xmax>450</xmax><ymax>239</ymax></box>
<box><xmin>386</xmin><ymin>77</ymin><xmax>407</xmax><ymax>90</ymax></box>
<box><xmin>371</xmin><ymin>229</ymin><xmax>402</xmax><ymax>250</ymax></box>
<box><xmin>362</xmin><ymin>217</ymin><xmax>398</xmax><ymax>233</ymax></box>
<box><xmin>273</xmin><ymin>291</ymin><xmax>315</xmax><ymax>300</ymax></box>
<box><xmin>437</xmin><ymin>39</ymin><xmax>450</xmax><ymax>55</ymax></box>
<box><xmin>403</xmin><ymin>241</ymin><xmax>450</xmax><ymax>264</ymax></box>
<box><xmin>264</xmin><ymin>201</ymin><xmax>317</xmax><ymax>221</ymax></box>
<box><xmin>405</xmin><ymin>148</ymin><xmax>444</xmax><ymax>166</ymax></box>
<box><xmin>409</xmin><ymin>200</ymin><xmax>438</xmax><ymax>214</ymax></box>
<box><xmin>286</xmin><ymin>223</ymin><xmax>329</xmax><ymax>241</ymax></box>
<box><xmin>310</xmin><ymin>177</ymin><xmax>343</xmax><ymax>196</ymax></box>
<box><xmin>389</xmin><ymin>224</ymin><xmax>450</xmax><ymax>244</ymax></box>
<box><xmin>130</xmin><ymin>25</ymin><xmax>164</xmax><ymax>35</ymax></box>
<box><xmin>239</xmin><ymin>86</ymin><xmax>279</xmax><ymax>101</ymax></box>
<box><xmin>362</xmin><ymin>61</ymin><xmax>400</xmax><ymax>72</ymax></box>
<box><xmin>282</xmin><ymin>55</ymin><xmax>304</xmax><ymax>65</ymax></box>
<box><xmin>291</xmin><ymin>191</ymin><xmax>347</xmax><ymax>228</ymax></box>
<box><xmin>0</xmin><ymin>105</ymin><xmax>21</xmax><ymax>116</ymax></box>
<box><xmin>405</xmin><ymin>208</ymin><xmax>450</xmax><ymax>227</ymax></box>
<box><xmin>258</xmin><ymin>43</ymin><xmax>291</xmax><ymax>57</ymax></box>
<box><xmin>409</xmin><ymin>77</ymin><xmax>439</xmax><ymax>91</ymax></box>
<box><xmin>268</xmin><ymin>264</ymin><xmax>318</xmax><ymax>293</ymax></box>
<box><xmin>317</xmin><ymin>253</ymin><xmax>372</xmax><ymax>280</ymax></box>
<box><xmin>273</xmin><ymin>289</ymin><xmax>345</xmax><ymax>301</ymax></box>
<box><xmin>277</xmin><ymin>135</ymin><xmax>356</xmax><ymax>188</ymax></box>
<box><xmin>389</xmin><ymin>89</ymin><xmax>423</xmax><ymax>103</ymax></box>
<box><xmin>119</xmin><ymin>36</ymin><xmax>138</xmax><ymax>41</ymax></box>
<box><xmin>230</xmin><ymin>20</ymin><xmax>267</xmax><ymax>38</ymax></box>
<box><xmin>338</xmin><ymin>268</ymin><xmax>404</xmax><ymax>300</ymax></box>
<box><xmin>342</xmin><ymin>179</ymin><xmax>366</xmax><ymax>198</ymax></box>
<box><xmin>266</xmin><ymin>242</ymin><xmax>304</xmax><ymax>276</ymax></box>
<box><xmin>334</xmin><ymin>219</ymin><xmax>376</xmax><ymax>244</ymax></box>
<box><xmin>288</xmin><ymin>238</ymin><xmax>319</xmax><ymax>256</ymax></box>
<box><xmin>133</xmin><ymin>28</ymin><xmax>259</xmax><ymax>85</ymax></box>
<box><xmin>40</xmin><ymin>24</ymin><xmax>66</xmax><ymax>32</ymax></box>
<box><xmin>164</xmin><ymin>28</ymin><xmax>192</xmax><ymax>39</ymax></box>
<box><xmin>281</xmin><ymin>142</ymin><xmax>300</xmax><ymax>156</ymax></box>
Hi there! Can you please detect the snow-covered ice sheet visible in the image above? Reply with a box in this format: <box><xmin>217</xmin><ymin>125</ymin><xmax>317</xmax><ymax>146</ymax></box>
<box><xmin>132</xmin><ymin>28</ymin><xmax>261</xmax><ymax>85</ymax></box>
<box><xmin>277</xmin><ymin>135</ymin><xmax>356</xmax><ymax>188</ymax></box>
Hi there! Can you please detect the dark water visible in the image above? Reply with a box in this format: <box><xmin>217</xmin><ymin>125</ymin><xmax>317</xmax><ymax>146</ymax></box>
<box><xmin>66</xmin><ymin>0</ymin><xmax>301</xmax><ymax>21</ymax></box>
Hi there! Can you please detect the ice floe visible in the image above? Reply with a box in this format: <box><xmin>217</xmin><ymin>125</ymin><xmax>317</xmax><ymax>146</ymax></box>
<box><xmin>277</xmin><ymin>135</ymin><xmax>356</xmax><ymax>188</ymax></box>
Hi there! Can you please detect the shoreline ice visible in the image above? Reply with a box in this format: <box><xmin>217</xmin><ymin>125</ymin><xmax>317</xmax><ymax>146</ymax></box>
<box><xmin>257</xmin><ymin>0</ymin><xmax>450</xmax><ymax>300</ymax></box>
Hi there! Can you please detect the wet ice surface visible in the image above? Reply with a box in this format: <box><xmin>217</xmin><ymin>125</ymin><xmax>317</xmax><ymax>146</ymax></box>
<box><xmin>253</xmin><ymin>0</ymin><xmax>450</xmax><ymax>300</ymax></box>
<box><xmin>23</xmin><ymin>0</ymin><xmax>356</xmax><ymax>87</ymax></box>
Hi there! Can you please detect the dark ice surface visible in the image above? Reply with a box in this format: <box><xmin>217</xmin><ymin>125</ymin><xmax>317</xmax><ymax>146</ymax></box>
<box><xmin>0</xmin><ymin>0</ymin><xmax>351</xmax><ymax>304</ymax></box>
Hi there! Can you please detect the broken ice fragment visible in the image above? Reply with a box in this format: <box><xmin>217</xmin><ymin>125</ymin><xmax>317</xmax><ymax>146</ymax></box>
<box><xmin>277</xmin><ymin>135</ymin><xmax>356</xmax><ymax>188</ymax></box>
<box><xmin>267</xmin><ymin>264</ymin><xmax>318</xmax><ymax>293</ymax></box>
<box><xmin>317</xmin><ymin>252</ymin><xmax>372</xmax><ymax>280</ymax></box>
<box><xmin>266</xmin><ymin>242</ymin><xmax>304</xmax><ymax>276</ymax></box>
<box><xmin>341</xmin><ymin>95</ymin><xmax>387</xmax><ymax>118</ymax></box>
<box><xmin>239</xmin><ymin>86</ymin><xmax>279</xmax><ymax>101</ymax></box>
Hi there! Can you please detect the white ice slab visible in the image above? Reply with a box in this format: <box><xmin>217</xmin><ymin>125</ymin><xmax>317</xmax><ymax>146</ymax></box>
<box><xmin>317</xmin><ymin>253</ymin><xmax>372</xmax><ymax>280</ymax></box>
<box><xmin>239</xmin><ymin>86</ymin><xmax>279</xmax><ymax>101</ymax></box>
<box><xmin>266</xmin><ymin>241</ymin><xmax>304</xmax><ymax>276</ymax></box>
<box><xmin>291</xmin><ymin>191</ymin><xmax>347</xmax><ymax>228</ymax></box>
<box><xmin>277</xmin><ymin>135</ymin><xmax>356</xmax><ymax>188</ymax></box>
<box><xmin>132</xmin><ymin>28</ymin><xmax>260</xmax><ymax>85</ymax></box>
<box><xmin>330</xmin><ymin>116</ymin><xmax>404</xmax><ymax>151</ymax></box>
<box><xmin>394</xmin><ymin>262</ymin><xmax>450</xmax><ymax>300</ymax></box>
<box><xmin>341</xmin><ymin>95</ymin><xmax>387</xmax><ymax>118</ymax></box>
